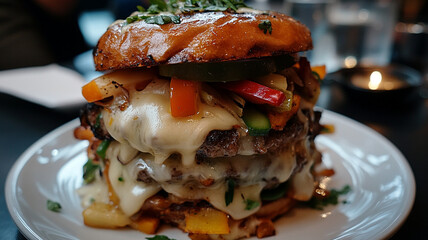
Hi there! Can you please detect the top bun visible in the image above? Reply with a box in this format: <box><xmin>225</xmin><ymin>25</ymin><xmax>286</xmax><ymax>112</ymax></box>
<box><xmin>94</xmin><ymin>11</ymin><xmax>312</xmax><ymax>71</ymax></box>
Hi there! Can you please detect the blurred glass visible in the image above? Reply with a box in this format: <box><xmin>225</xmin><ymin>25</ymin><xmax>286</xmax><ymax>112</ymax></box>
<box><xmin>326</xmin><ymin>0</ymin><xmax>398</xmax><ymax>71</ymax></box>
<box><xmin>283</xmin><ymin>0</ymin><xmax>333</xmax><ymax>68</ymax></box>
<box><xmin>284</xmin><ymin>0</ymin><xmax>398</xmax><ymax>72</ymax></box>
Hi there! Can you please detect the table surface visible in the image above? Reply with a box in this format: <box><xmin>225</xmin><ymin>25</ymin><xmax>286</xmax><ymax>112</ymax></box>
<box><xmin>1</xmin><ymin>78</ymin><xmax>427</xmax><ymax>239</ymax></box>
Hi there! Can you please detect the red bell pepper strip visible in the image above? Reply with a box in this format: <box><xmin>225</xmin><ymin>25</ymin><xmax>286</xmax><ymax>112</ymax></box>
<box><xmin>219</xmin><ymin>80</ymin><xmax>285</xmax><ymax>107</ymax></box>
<box><xmin>170</xmin><ymin>78</ymin><xmax>199</xmax><ymax>117</ymax></box>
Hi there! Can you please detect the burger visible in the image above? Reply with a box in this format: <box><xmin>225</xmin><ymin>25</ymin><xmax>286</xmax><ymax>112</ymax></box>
<box><xmin>74</xmin><ymin>0</ymin><xmax>326</xmax><ymax>239</ymax></box>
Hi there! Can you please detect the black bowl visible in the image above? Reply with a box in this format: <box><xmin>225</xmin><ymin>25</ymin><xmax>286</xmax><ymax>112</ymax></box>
<box><xmin>326</xmin><ymin>65</ymin><xmax>422</xmax><ymax>107</ymax></box>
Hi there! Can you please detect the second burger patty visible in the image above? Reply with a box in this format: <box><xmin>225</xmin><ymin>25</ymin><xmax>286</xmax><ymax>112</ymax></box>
<box><xmin>81</xmin><ymin>103</ymin><xmax>322</xmax><ymax>158</ymax></box>
<box><xmin>81</xmin><ymin>103</ymin><xmax>322</xmax><ymax>188</ymax></box>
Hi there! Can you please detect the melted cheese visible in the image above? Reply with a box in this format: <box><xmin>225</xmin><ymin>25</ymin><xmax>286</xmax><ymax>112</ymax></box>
<box><xmin>103</xmin><ymin>79</ymin><xmax>243</xmax><ymax>166</ymax></box>
<box><xmin>162</xmin><ymin>182</ymin><xmax>264</xmax><ymax>220</ymax></box>
<box><xmin>108</xmin><ymin>144</ymin><xmax>161</xmax><ymax>216</ymax></box>
<box><xmin>89</xmin><ymin>75</ymin><xmax>318</xmax><ymax>220</ymax></box>
<box><xmin>104</xmin><ymin>140</ymin><xmax>315</xmax><ymax>219</ymax></box>
<box><xmin>291</xmin><ymin>159</ymin><xmax>315</xmax><ymax>201</ymax></box>
<box><xmin>77</xmin><ymin>173</ymin><xmax>109</xmax><ymax>208</ymax></box>
<box><xmin>126</xmin><ymin>149</ymin><xmax>297</xmax><ymax>185</ymax></box>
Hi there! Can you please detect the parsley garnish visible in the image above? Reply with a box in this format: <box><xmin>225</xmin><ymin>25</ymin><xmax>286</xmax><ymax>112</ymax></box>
<box><xmin>320</xmin><ymin>124</ymin><xmax>335</xmax><ymax>134</ymax></box>
<box><xmin>137</xmin><ymin>5</ymin><xmax>146</xmax><ymax>12</ymax></box>
<box><xmin>94</xmin><ymin>113</ymin><xmax>101</xmax><ymax>130</ymax></box>
<box><xmin>225</xmin><ymin>178</ymin><xmax>235</xmax><ymax>206</ymax></box>
<box><xmin>47</xmin><ymin>200</ymin><xmax>62</xmax><ymax>212</ymax></box>
<box><xmin>83</xmin><ymin>158</ymin><xmax>99</xmax><ymax>184</ymax></box>
<box><xmin>118</xmin><ymin>177</ymin><xmax>124</xmax><ymax>182</ymax></box>
<box><xmin>127</xmin><ymin>14</ymin><xmax>181</xmax><ymax>25</ymax></box>
<box><xmin>126</xmin><ymin>0</ymin><xmax>249</xmax><ymax>25</ymax></box>
<box><xmin>147</xmin><ymin>15</ymin><xmax>181</xmax><ymax>24</ymax></box>
<box><xmin>259</xmin><ymin>20</ymin><xmax>272</xmax><ymax>34</ymax></box>
<box><xmin>305</xmin><ymin>185</ymin><xmax>351</xmax><ymax>210</ymax></box>
<box><xmin>312</xmin><ymin>70</ymin><xmax>321</xmax><ymax>82</ymax></box>
<box><xmin>147</xmin><ymin>4</ymin><xmax>163</xmax><ymax>14</ymax></box>
<box><xmin>150</xmin><ymin>0</ymin><xmax>169</xmax><ymax>12</ymax></box>
<box><xmin>146</xmin><ymin>235</ymin><xmax>176</xmax><ymax>240</ymax></box>
<box><xmin>96</xmin><ymin>140</ymin><xmax>111</xmax><ymax>160</ymax></box>
<box><xmin>244</xmin><ymin>199</ymin><xmax>260</xmax><ymax>210</ymax></box>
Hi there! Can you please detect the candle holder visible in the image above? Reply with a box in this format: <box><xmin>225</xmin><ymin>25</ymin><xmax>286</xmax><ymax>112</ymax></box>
<box><xmin>327</xmin><ymin>65</ymin><xmax>422</xmax><ymax>107</ymax></box>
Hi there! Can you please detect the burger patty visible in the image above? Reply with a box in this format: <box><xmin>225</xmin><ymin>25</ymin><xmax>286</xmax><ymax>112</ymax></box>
<box><xmin>80</xmin><ymin>103</ymin><xmax>322</xmax><ymax>159</ymax></box>
<box><xmin>82</xmin><ymin>103</ymin><xmax>322</xmax><ymax>189</ymax></box>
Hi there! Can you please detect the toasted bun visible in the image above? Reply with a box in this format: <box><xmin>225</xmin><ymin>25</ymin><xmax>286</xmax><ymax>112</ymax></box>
<box><xmin>94</xmin><ymin>11</ymin><xmax>312</xmax><ymax>71</ymax></box>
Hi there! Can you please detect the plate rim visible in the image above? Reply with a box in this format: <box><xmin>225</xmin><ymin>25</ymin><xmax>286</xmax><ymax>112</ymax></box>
<box><xmin>319</xmin><ymin>110</ymin><xmax>416</xmax><ymax>239</ymax></box>
<box><xmin>5</xmin><ymin>118</ymin><xmax>80</xmax><ymax>240</ymax></box>
<box><xmin>5</xmin><ymin>110</ymin><xmax>416</xmax><ymax>240</ymax></box>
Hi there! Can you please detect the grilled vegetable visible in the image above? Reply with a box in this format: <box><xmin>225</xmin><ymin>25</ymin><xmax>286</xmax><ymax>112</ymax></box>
<box><xmin>243</xmin><ymin>106</ymin><xmax>271</xmax><ymax>136</ymax></box>
<box><xmin>268</xmin><ymin>94</ymin><xmax>301</xmax><ymax>130</ymax></box>
<box><xmin>170</xmin><ymin>78</ymin><xmax>200</xmax><ymax>117</ymax></box>
<box><xmin>311</xmin><ymin>65</ymin><xmax>326</xmax><ymax>81</ymax></box>
<box><xmin>220</xmin><ymin>80</ymin><xmax>285</xmax><ymax>107</ymax></box>
<box><xmin>159</xmin><ymin>55</ymin><xmax>295</xmax><ymax>82</ymax></box>
<box><xmin>130</xmin><ymin>217</ymin><xmax>160</xmax><ymax>234</ymax></box>
<box><xmin>83</xmin><ymin>202</ymin><xmax>131</xmax><ymax>228</ymax></box>
<box><xmin>82</xmin><ymin>69</ymin><xmax>155</xmax><ymax>102</ymax></box>
<box><xmin>184</xmin><ymin>208</ymin><xmax>230</xmax><ymax>234</ymax></box>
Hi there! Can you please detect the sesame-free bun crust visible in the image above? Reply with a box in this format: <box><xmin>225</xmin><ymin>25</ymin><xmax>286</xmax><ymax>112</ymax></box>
<box><xmin>94</xmin><ymin>11</ymin><xmax>312</xmax><ymax>71</ymax></box>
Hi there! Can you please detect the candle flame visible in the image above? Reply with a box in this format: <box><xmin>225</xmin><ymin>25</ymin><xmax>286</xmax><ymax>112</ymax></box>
<box><xmin>344</xmin><ymin>56</ymin><xmax>357</xmax><ymax>68</ymax></box>
<box><xmin>368</xmin><ymin>71</ymin><xmax>382</xmax><ymax>90</ymax></box>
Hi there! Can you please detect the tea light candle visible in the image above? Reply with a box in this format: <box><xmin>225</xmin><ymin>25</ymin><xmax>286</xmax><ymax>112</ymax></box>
<box><xmin>351</xmin><ymin>70</ymin><xmax>409</xmax><ymax>91</ymax></box>
<box><xmin>327</xmin><ymin>65</ymin><xmax>422</xmax><ymax>107</ymax></box>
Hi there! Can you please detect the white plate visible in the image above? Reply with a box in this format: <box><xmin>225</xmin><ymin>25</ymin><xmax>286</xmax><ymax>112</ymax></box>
<box><xmin>5</xmin><ymin>110</ymin><xmax>415</xmax><ymax>240</ymax></box>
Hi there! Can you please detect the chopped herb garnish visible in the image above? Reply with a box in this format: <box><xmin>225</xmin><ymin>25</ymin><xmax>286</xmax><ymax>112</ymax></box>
<box><xmin>320</xmin><ymin>124</ymin><xmax>335</xmax><ymax>134</ymax></box>
<box><xmin>244</xmin><ymin>199</ymin><xmax>260</xmax><ymax>210</ymax></box>
<box><xmin>304</xmin><ymin>185</ymin><xmax>351</xmax><ymax>210</ymax></box>
<box><xmin>94</xmin><ymin>113</ymin><xmax>101</xmax><ymax>130</ymax></box>
<box><xmin>146</xmin><ymin>235</ymin><xmax>176</xmax><ymax>240</ymax></box>
<box><xmin>118</xmin><ymin>177</ymin><xmax>124</xmax><ymax>182</ymax></box>
<box><xmin>312</xmin><ymin>71</ymin><xmax>321</xmax><ymax>82</ymax></box>
<box><xmin>83</xmin><ymin>158</ymin><xmax>99</xmax><ymax>184</ymax></box>
<box><xmin>96</xmin><ymin>140</ymin><xmax>111</xmax><ymax>160</ymax></box>
<box><xmin>179</xmin><ymin>0</ymin><xmax>248</xmax><ymax>13</ymax></box>
<box><xmin>222</xmin><ymin>0</ymin><xmax>237</xmax><ymax>11</ymax></box>
<box><xmin>147</xmin><ymin>15</ymin><xmax>181</xmax><ymax>24</ymax></box>
<box><xmin>258</xmin><ymin>20</ymin><xmax>272</xmax><ymax>34</ymax></box>
<box><xmin>137</xmin><ymin>5</ymin><xmax>146</xmax><ymax>12</ymax></box>
<box><xmin>126</xmin><ymin>0</ymin><xmax>249</xmax><ymax>25</ymax></box>
<box><xmin>150</xmin><ymin>0</ymin><xmax>169</xmax><ymax>12</ymax></box>
<box><xmin>47</xmin><ymin>200</ymin><xmax>62</xmax><ymax>212</ymax></box>
<box><xmin>126</xmin><ymin>15</ymin><xmax>140</xmax><ymax>24</ymax></box>
<box><xmin>260</xmin><ymin>181</ymin><xmax>288</xmax><ymax>201</ymax></box>
<box><xmin>147</xmin><ymin>4</ymin><xmax>162</xmax><ymax>14</ymax></box>
<box><xmin>127</xmin><ymin>14</ymin><xmax>181</xmax><ymax>25</ymax></box>
<box><xmin>225</xmin><ymin>178</ymin><xmax>235</xmax><ymax>206</ymax></box>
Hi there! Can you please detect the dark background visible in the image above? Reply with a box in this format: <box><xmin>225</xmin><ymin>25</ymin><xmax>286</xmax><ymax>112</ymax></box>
<box><xmin>1</xmin><ymin>0</ymin><xmax>427</xmax><ymax>239</ymax></box>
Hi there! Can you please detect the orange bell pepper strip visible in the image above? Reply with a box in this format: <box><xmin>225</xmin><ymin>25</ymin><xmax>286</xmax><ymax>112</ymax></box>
<box><xmin>82</xmin><ymin>80</ymin><xmax>104</xmax><ymax>102</ymax></box>
<box><xmin>311</xmin><ymin>65</ymin><xmax>326</xmax><ymax>80</ymax></box>
<box><xmin>170</xmin><ymin>78</ymin><xmax>199</xmax><ymax>117</ymax></box>
<box><xmin>81</xmin><ymin>69</ymin><xmax>155</xmax><ymax>103</ymax></box>
<box><xmin>268</xmin><ymin>94</ymin><xmax>301</xmax><ymax>130</ymax></box>
<box><xmin>294</xmin><ymin>61</ymin><xmax>326</xmax><ymax>81</ymax></box>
